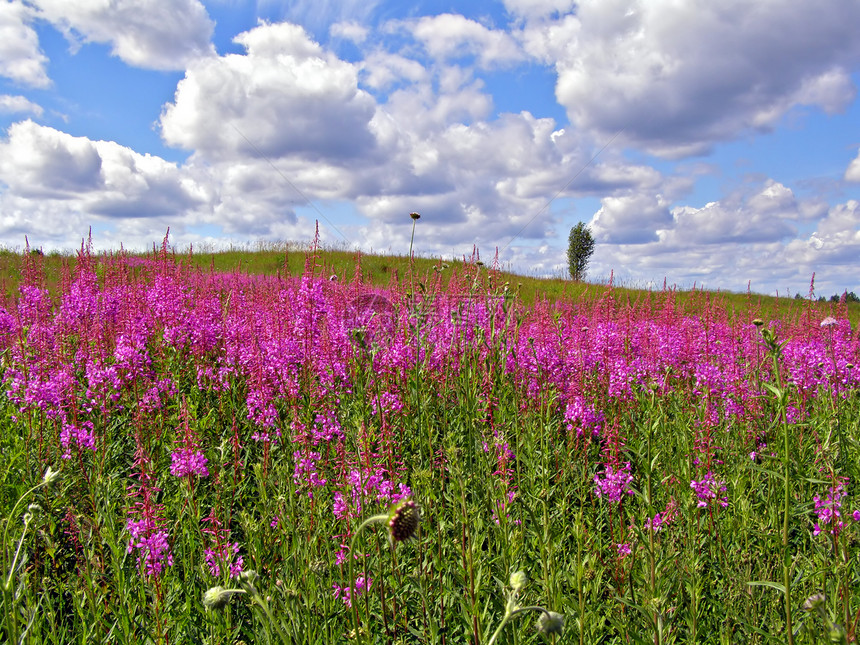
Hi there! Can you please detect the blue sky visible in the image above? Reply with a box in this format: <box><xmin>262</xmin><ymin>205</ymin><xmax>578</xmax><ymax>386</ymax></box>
<box><xmin>1</xmin><ymin>0</ymin><xmax>859</xmax><ymax>296</ymax></box>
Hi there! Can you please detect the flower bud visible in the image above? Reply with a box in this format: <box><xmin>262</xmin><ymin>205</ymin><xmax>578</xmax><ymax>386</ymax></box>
<box><xmin>202</xmin><ymin>586</ymin><xmax>242</xmax><ymax>610</ymax></box>
<box><xmin>42</xmin><ymin>466</ymin><xmax>60</xmax><ymax>484</ymax></box>
<box><xmin>509</xmin><ymin>571</ymin><xmax>527</xmax><ymax>592</ymax></box>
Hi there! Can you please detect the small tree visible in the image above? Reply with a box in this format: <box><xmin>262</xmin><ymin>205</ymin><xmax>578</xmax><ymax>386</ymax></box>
<box><xmin>567</xmin><ymin>222</ymin><xmax>595</xmax><ymax>281</ymax></box>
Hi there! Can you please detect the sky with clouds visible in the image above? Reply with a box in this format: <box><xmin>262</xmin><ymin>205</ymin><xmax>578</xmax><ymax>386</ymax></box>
<box><xmin>1</xmin><ymin>0</ymin><xmax>859</xmax><ymax>296</ymax></box>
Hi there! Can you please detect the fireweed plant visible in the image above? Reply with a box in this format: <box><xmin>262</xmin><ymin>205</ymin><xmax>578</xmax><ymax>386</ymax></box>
<box><xmin>0</xmin><ymin>235</ymin><xmax>859</xmax><ymax>643</ymax></box>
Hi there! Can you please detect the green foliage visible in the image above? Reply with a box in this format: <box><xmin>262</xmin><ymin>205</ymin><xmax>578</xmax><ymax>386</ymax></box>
<box><xmin>567</xmin><ymin>222</ymin><xmax>595</xmax><ymax>281</ymax></box>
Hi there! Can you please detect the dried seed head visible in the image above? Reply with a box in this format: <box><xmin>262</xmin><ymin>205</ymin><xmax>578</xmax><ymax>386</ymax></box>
<box><xmin>536</xmin><ymin>611</ymin><xmax>565</xmax><ymax>635</ymax></box>
<box><xmin>410</xmin><ymin>212</ymin><xmax>421</xmax><ymax>220</ymax></box>
<box><xmin>802</xmin><ymin>593</ymin><xmax>826</xmax><ymax>613</ymax></box>
<box><xmin>388</xmin><ymin>499</ymin><xmax>420</xmax><ymax>543</ymax></box>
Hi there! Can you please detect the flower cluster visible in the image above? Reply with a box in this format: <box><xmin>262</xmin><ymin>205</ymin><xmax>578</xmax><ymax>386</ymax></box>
<box><xmin>332</xmin><ymin>575</ymin><xmax>372</xmax><ymax>608</ymax></box>
<box><xmin>332</xmin><ymin>466</ymin><xmax>411</xmax><ymax>521</ymax></box>
<box><xmin>594</xmin><ymin>462</ymin><xmax>634</xmax><ymax>503</ymax></box>
<box><xmin>813</xmin><ymin>481</ymin><xmax>847</xmax><ymax>537</ymax></box>
<box><xmin>690</xmin><ymin>471</ymin><xmax>728</xmax><ymax>508</ymax></box>
<box><xmin>60</xmin><ymin>419</ymin><xmax>96</xmax><ymax>459</ymax></box>
<box><xmin>170</xmin><ymin>398</ymin><xmax>209</xmax><ymax>478</ymax></box>
<box><xmin>202</xmin><ymin>508</ymin><xmax>245</xmax><ymax>578</ymax></box>
<box><xmin>204</xmin><ymin>542</ymin><xmax>244</xmax><ymax>579</ymax></box>
<box><xmin>292</xmin><ymin>450</ymin><xmax>328</xmax><ymax>498</ymax></box>
<box><xmin>125</xmin><ymin>487</ymin><xmax>173</xmax><ymax>577</ymax></box>
<box><xmin>644</xmin><ymin>498</ymin><xmax>679</xmax><ymax>531</ymax></box>
<box><xmin>170</xmin><ymin>448</ymin><xmax>209</xmax><ymax>478</ymax></box>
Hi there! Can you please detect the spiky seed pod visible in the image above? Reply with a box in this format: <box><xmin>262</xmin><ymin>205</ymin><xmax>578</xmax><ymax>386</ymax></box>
<box><xmin>388</xmin><ymin>499</ymin><xmax>420</xmax><ymax>542</ymax></box>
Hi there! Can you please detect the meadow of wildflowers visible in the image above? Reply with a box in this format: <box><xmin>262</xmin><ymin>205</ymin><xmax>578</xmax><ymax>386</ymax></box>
<box><xmin>1</xmin><ymin>236</ymin><xmax>859</xmax><ymax>644</ymax></box>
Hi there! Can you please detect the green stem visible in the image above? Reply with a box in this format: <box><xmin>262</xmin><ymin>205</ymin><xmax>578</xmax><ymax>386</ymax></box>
<box><xmin>768</xmin><ymin>335</ymin><xmax>794</xmax><ymax>645</ymax></box>
<box><xmin>348</xmin><ymin>514</ymin><xmax>387</xmax><ymax>643</ymax></box>
<box><xmin>487</xmin><ymin>606</ymin><xmax>555</xmax><ymax>645</ymax></box>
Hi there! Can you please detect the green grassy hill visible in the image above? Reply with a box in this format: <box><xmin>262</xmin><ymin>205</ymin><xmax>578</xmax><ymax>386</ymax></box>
<box><xmin>1</xmin><ymin>243</ymin><xmax>857</xmax><ymax>326</ymax></box>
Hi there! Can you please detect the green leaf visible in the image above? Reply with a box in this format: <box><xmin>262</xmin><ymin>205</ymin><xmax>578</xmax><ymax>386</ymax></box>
<box><xmin>747</xmin><ymin>580</ymin><xmax>786</xmax><ymax>594</ymax></box>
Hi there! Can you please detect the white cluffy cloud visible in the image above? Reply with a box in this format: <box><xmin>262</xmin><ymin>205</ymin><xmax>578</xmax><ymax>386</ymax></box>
<box><xmin>157</xmin><ymin>20</ymin><xmax>664</xmax><ymax>253</ymax></box>
<box><xmin>0</xmin><ymin>94</ymin><xmax>43</xmax><ymax>116</ymax></box>
<box><xmin>29</xmin><ymin>0</ymin><xmax>215</xmax><ymax>70</ymax></box>
<box><xmin>0</xmin><ymin>120</ymin><xmax>210</xmax><ymax>244</ymax></box>
<box><xmin>160</xmin><ymin>21</ymin><xmax>378</xmax><ymax>161</ymax></box>
<box><xmin>520</xmin><ymin>0</ymin><xmax>860</xmax><ymax>157</ymax></box>
<box><xmin>0</xmin><ymin>0</ymin><xmax>51</xmax><ymax>87</ymax></box>
<box><xmin>405</xmin><ymin>14</ymin><xmax>524</xmax><ymax>68</ymax></box>
<box><xmin>846</xmin><ymin>149</ymin><xmax>860</xmax><ymax>183</ymax></box>
<box><xmin>586</xmin><ymin>180</ymin><xmax>858</xmax><ymax>294</ymax></box>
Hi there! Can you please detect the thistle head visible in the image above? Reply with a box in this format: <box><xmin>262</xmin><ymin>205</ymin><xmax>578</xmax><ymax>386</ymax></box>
<box><xmin>388</xmin><ymin>499</ymin><xmax>421</xmax><ymax>543</ymax></box>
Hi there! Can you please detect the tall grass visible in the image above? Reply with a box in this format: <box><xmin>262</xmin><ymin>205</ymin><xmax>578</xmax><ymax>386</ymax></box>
<box><xmin>0</xmin><ymin>235</ymin><xmax>858</xmax><ymax>643</ymax></box>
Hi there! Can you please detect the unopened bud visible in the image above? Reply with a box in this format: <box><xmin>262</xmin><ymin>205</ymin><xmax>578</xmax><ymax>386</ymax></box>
<box><xmin>42</xmin><ymin>466</ymin><xmax>60</xmax><ymax>485</ymax></box>
<box><xmin>509</xmin><ymin>571</ymin><xmax>527</xmax><ymax>592</ymax></box>
<box><xmin>202</xmin><ymin>586</ymin><xmax>244</xmax><ymax>610</ymax></box>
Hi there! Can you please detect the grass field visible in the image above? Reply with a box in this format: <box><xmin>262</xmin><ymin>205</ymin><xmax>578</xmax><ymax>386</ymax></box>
<box><xmin>1</xmin><ymin>239</ymin><xmax>859</xmax><ymax>644</ymax></box>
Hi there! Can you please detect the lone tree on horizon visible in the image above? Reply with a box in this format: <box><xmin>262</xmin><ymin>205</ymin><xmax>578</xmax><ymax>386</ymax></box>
<box><xmin>567</xmin><ymin>222</ymin><xmax>595</xmax><ymax>281</ymax></box>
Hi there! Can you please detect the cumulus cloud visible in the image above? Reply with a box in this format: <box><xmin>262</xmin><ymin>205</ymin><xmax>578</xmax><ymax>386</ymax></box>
<box><xmin>846</xmin><ymin>149</ymin><xmax>860</xmax><ymax>182</ymax></box>
<box><xmin>29</xmin><ymin>0</ymin><xmax>214</xmax><ymax>70</ymax></box>
<box><xmin>520</xmin><ymin>0</ymin><xmax>860</xmax><ymax>157</ymax></box>
<box><xmin>160</xmin><ymin>21</ymin><xmax>378</xmax><ymax>162</ymax></box>
<box><xmin>590</xmin><ymin>193</ymin><xmax>673</xmax><ymax>243</ymax></box>
<box><xmin>585</xmin><ymin>180</ymin><xmax>858</xmax><ymax>294</ymax></box>
<box><xmin>0</xmin><ymin>1</ymin><xmax>51</xmax><ymax>87</ymax></box>
<box><xmin>405</xmin><ymin>14</ymin><xmax>524</xmax><ymax>69</ymax></box>
<box><xmin>360</xmin><ymin>51</ymin><xmax>428</xmax><ymax>91</ymax></box>
<box><xmin>154</xmin><ymin>16</ymin><xmax>681</xmax><ymax>256</ymax></box>
<box><xmin>0</xmin><ymin>94</ymin><xmax>43</xmax><ymax>116</ymax></box>
<box><xmin>502</xmin><ymin>0</ymin><xmax>576</xmax><ymax>19</ymax></box>
<box><xmin>330</xmin><ymin>20</ymin><xmax>368</xmax><ymax>43</ymax></box>
<box><xmin>0</xmin><ymin>121</ymin><xmax>209</xmax><ymax>246</ymax></box>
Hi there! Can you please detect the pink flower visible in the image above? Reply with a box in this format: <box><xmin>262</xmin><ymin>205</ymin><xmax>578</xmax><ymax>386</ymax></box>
<box><xmin>813</xmin><ymin>482</ymin><xmax>846</xmax><ymax>537</ymax></box>
<box><xmin>594</xmin><ymin>463</ymin><xmax>634</xmax><ymax>503</ymax></box>
<box><xmin>333</xmin><ymin>576</ymin><xmax>372</xmax><ymax>607</ymax></box>
<box><xmin>690</xmin><ymin>471</ymin><xmax>728</xmax><ymax>508</ymax></box>
<box><xmin>644</xmin><ymin>498</ymin><xmax>679</xmax><ymax>532</ymax></box>
<box><xmin>170</xmin><ymin>397</ymin><xmax>208</xmax><ymax>478</ymax></box>
<box><xmin>170</xmin><ymin>448</ymin><xmax>209</xmax><ymax>477</ymax></box>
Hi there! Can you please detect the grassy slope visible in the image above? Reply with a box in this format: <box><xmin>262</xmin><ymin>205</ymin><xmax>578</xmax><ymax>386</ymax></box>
<box><xmin>1</xmin><ymin>245</ymin><xmax>857</xmax><ymax>326</ymax></box>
